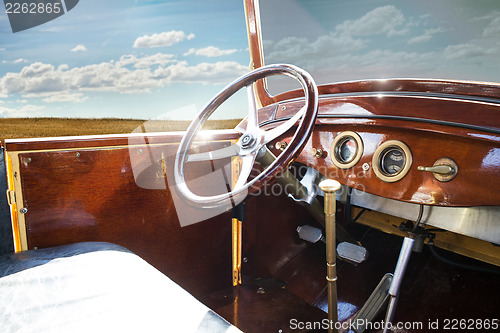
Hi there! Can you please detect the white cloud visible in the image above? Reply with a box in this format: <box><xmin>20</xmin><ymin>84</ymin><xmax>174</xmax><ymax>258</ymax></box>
<box><xmin>0</xmin><ymin>104</ymin><xmax>44</xmax><ymax>117</ymax></box>
<box><xmin>267</xmin><ymin>43</ymin><xmax>438</xmax><ymax>87</ymax></box>
<box><xmin>483</xmin><ymin>16</ymin><xmax>500</xmax><ymax>37</ymax></box>
<box><xmin>471</xmin><ymin>12</ymin><xmax>500</xmax><ymax>37</ymax></box>
<box><xmin>267</xmin><ymin>33</ymin><xmax>365</xmax><ymax>65</ymax></box>
<box><xmin>443</xmin><ymin>43</ymin><xmax>495</xmax><ymax>59</ymax></box>
<box><xmin>336</xmin><ymin>5</ymin><xmax>406</xmax><ymax>37</ymax></box>
<box><xmin>407</xmin><ymin>34</ymin><xmax>432</xmax><ymax>44</ymax></box>
<box><xmin>407</xmin><ymin>27</ymin><xmax>446</xmax><ymax>44</ymax></box>
<box><xmin>133</xmin><ymin>31</ymin><xmax>195</xmax><ymax>48</ymax></box>
<box><xmin>0</xmin><ymin>54</ymin><xmax>249</xmax><ymax>100</ymax></box>
<box><xmin>2</xmin><ymin>58</ymin><xmax>28</xmax><ymax>64</ymax></box>
<box><xmin>42</xmin><ymin>92</ymin><xmax>88</xmax><ymax>103</ymax></box>
<box><xmin>471</xmin><ymin>11</ymin><xmax>500</xmax><ymax>22</ymax></box>
<box><xmin>71</xmin><ymin>44</ymin><xmax>87</xmax><ymax>52</ymax></box>
<box><xmin>265</xmin><ymin>5</ymin><xmax>425</xmax><ymax>72</ymax></box>
<box><xmin>117</xmin><ymin>53</ymin><xmax>175</xmax><ymax>68</ymax></box>
<box><xmin>153</xmin><ymin>61</ymin><xmax>248</xmax><ymax>85</ymax></box>
<box><xmin>20</xmin><ymin>62</ymin><xmax>54</xmax><ymax>78</ymax></box>
<box><xmin>184</xmin><ymin>46</ymin><xmax>238</xmax><ymax>57</ymax></box>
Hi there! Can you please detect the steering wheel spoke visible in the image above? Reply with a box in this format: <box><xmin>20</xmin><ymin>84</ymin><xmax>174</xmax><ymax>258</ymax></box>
<box><xmin>232</xmin><ymin>153</ymin><xmax>256</xmax><ymax>191</ymax></box>
<box><xmin>186</xmin><ymin>144</ymin><xmax>240</xmax><ymax>162</ymax></box>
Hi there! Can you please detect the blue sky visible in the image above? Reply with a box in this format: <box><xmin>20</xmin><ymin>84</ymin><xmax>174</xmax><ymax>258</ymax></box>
<box><xmin>0</xmin><ymin>0</ymin><xmax>250</xmax><ymax>119</ymax></box>
<box><xmin>1</xmin><ymin>0</ymin><xmax>500</xmax><ymax>120</ymax></box>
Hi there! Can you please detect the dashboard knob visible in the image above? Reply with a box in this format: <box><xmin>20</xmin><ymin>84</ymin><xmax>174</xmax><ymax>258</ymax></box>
<box><xmin>417</xmin><ymin>165</ymin><xmax>453</xmax><ymax>174</ymax></box>
<box><xmin>311</xmin><ymin>148</ymin><xmax>324</xmax><ymax>158</ymax></box>
<box><xmin>417</xmin><ymin>158</ymin><xmax>458</xmax><ymax>182</ymax></box>
<box><xmin>275</xmin><ymin>141</ymin><xmax>287</xmax><ymax>151</ymax></box>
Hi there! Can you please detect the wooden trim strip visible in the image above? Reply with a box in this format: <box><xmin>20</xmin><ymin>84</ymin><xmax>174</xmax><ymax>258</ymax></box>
<box><xmin>5</xmin><ymin>151</ymin><xmax>27</xmax><ymax>251</ymax></box>
<box><xmin>4</xmin><ymin>129</ymin><xmax>239</xmax><ymax>152</ymax></box>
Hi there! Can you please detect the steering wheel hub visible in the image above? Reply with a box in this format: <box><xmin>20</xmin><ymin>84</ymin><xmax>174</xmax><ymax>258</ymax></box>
<box><xmin>240</xmin><ymin>133</ymin><xmax>257</xmax><ymax>149</ymax></box>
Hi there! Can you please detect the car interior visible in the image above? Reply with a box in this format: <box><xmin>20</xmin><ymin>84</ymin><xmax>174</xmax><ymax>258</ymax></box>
<box><xmin>1</xmin><ymin>1</ymin><xmax>499</xmax><ymax>332</ymax></box>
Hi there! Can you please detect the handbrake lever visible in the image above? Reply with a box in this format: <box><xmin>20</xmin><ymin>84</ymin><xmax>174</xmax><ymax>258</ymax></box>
<box><xmin>288</xmin><ymin>167</ymin><xmax>318</xmax><ymax>206</ymax></box>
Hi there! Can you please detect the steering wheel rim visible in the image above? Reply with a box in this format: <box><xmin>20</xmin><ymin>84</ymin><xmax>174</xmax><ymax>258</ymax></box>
<box><xmin>174</xmin><ymin>64</ymin><xmax>318</xmax><ymax>208</ymax></box>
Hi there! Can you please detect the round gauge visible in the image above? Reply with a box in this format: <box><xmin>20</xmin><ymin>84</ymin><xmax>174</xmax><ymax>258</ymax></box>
<box><xmin>372</xmin><ymin>140</ymin><xmax>412</xmax><ymax>182</ymax></box>
<box><xmin>380</xmin><ymin>147</ymin><xmax>405</xmax><ymax>175</ymax></box>
<box><xmin>337</xmin><ymin>137</ymin><xmax>357</xmax><ymax>163</ymax></box>
<box><xmin>331</xmin><ymin>131</ymin><xmax>364</xmax><ymax>169</ymax></box>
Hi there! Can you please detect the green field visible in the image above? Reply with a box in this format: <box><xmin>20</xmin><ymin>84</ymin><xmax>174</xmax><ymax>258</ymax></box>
<box><xmin>0</xmin><ymin>118</ymin><xmax>241</xmax><ymax>144</ymax></box>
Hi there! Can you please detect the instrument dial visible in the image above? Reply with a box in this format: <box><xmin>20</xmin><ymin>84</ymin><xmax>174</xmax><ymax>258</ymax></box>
<box><xmin>337</xmin><ymin>138</ymin><xmax>357</xmax><ymax>163</ymax></box>
<box><xmin>331</xmin><ymin>131</ymin><xmax>364</xmax><ymax>169</ymax></box>
<box><xmin>380</xmin><ymin>148</ymin><xmax>405</xmax><ymax>175</ymax></box>
<box><xmin>372</xmin><ymin>140</ymin><xmax>412</xmax><ymax>182</ymax></box>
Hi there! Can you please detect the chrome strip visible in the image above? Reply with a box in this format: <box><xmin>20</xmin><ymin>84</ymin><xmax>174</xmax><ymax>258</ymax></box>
<box><xmin>349</xmin><ymin>189</ymin><xmax>500</xmax><ymax>245</ymax></box>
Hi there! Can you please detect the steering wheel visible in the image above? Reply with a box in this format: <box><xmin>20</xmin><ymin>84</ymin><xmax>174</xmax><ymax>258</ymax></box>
<box><xmin>174</xmin><ymin>64</ymin><xmax>318</xmax><ymax>208</ymax></box>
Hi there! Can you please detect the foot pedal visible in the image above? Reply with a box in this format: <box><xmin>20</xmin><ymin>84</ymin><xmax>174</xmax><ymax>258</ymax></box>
<box><xmin>297</xmin><ymin>225</ymin><xmax>324</xmax><ymax>243</ymax></box>
<box><xmin>297</xmin><ymin>226</ymin><xmax>369</xmax><ymax>265</ymax></box>
<box><xmin>350</xmin><ymin>273</ymin><xmax>393</xmax><ymax>333</ymax></box>
<box><xmin>337</xmin><ymin>241</ymin><xmax>368</xmax><ymax>264</ymax></box>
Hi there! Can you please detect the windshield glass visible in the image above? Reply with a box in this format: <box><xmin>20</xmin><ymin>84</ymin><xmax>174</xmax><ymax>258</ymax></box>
<box><xmin>260</xmin><ymin>0</ymin><xmax>500</xmax><ymax>93</ymax></box>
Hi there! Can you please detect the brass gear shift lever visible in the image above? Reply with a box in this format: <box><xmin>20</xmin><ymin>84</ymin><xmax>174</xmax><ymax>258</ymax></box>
<box><xmin>319</xmin><ymin>179</ymin><xmax>342</xmax><ymax>333</ymax></box>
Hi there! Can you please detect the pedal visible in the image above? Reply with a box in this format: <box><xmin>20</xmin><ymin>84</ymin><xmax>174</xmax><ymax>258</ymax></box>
<box><xmin>297</xmin><ymin>225</ymin><xmax>324</xmax><ymax>243</ymax></box>
<box><xmin>337</xmin><ymin>242</ymin><xmax>368</xmax><ymax>265</ymax></box>
<box><xmin>297</xmin><ymin>226</ymin><xmax>368</xmax><ymax>265</ymax></box>
<box><xmin>350</xmin><ymin>273</ymin><xmax>393</xmax><ymax>333</ymax></box>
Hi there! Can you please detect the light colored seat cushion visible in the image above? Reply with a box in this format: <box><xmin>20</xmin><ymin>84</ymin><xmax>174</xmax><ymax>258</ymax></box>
<box><xmin>0</xmin><ymin>242</ymin><xmax>241</xmax><ymax>333</ymax></box>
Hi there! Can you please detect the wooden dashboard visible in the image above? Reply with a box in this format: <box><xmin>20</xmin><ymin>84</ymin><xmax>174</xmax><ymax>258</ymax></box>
<box><xmin>253</xmin><ymin>86</ymin><xmax>500</xmax><ymax>207</ymax></box>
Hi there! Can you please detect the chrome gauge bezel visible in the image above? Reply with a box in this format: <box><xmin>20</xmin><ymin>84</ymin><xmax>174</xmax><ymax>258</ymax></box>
<box><xmin>372</xmin><ymin>140</ymin><xmax>412</xmax><ymax>182</ymax></box>
<box><xmin>331</xmin><ymin>131</ymin><xmax>364</xmax><ymax>169</ymax></box>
